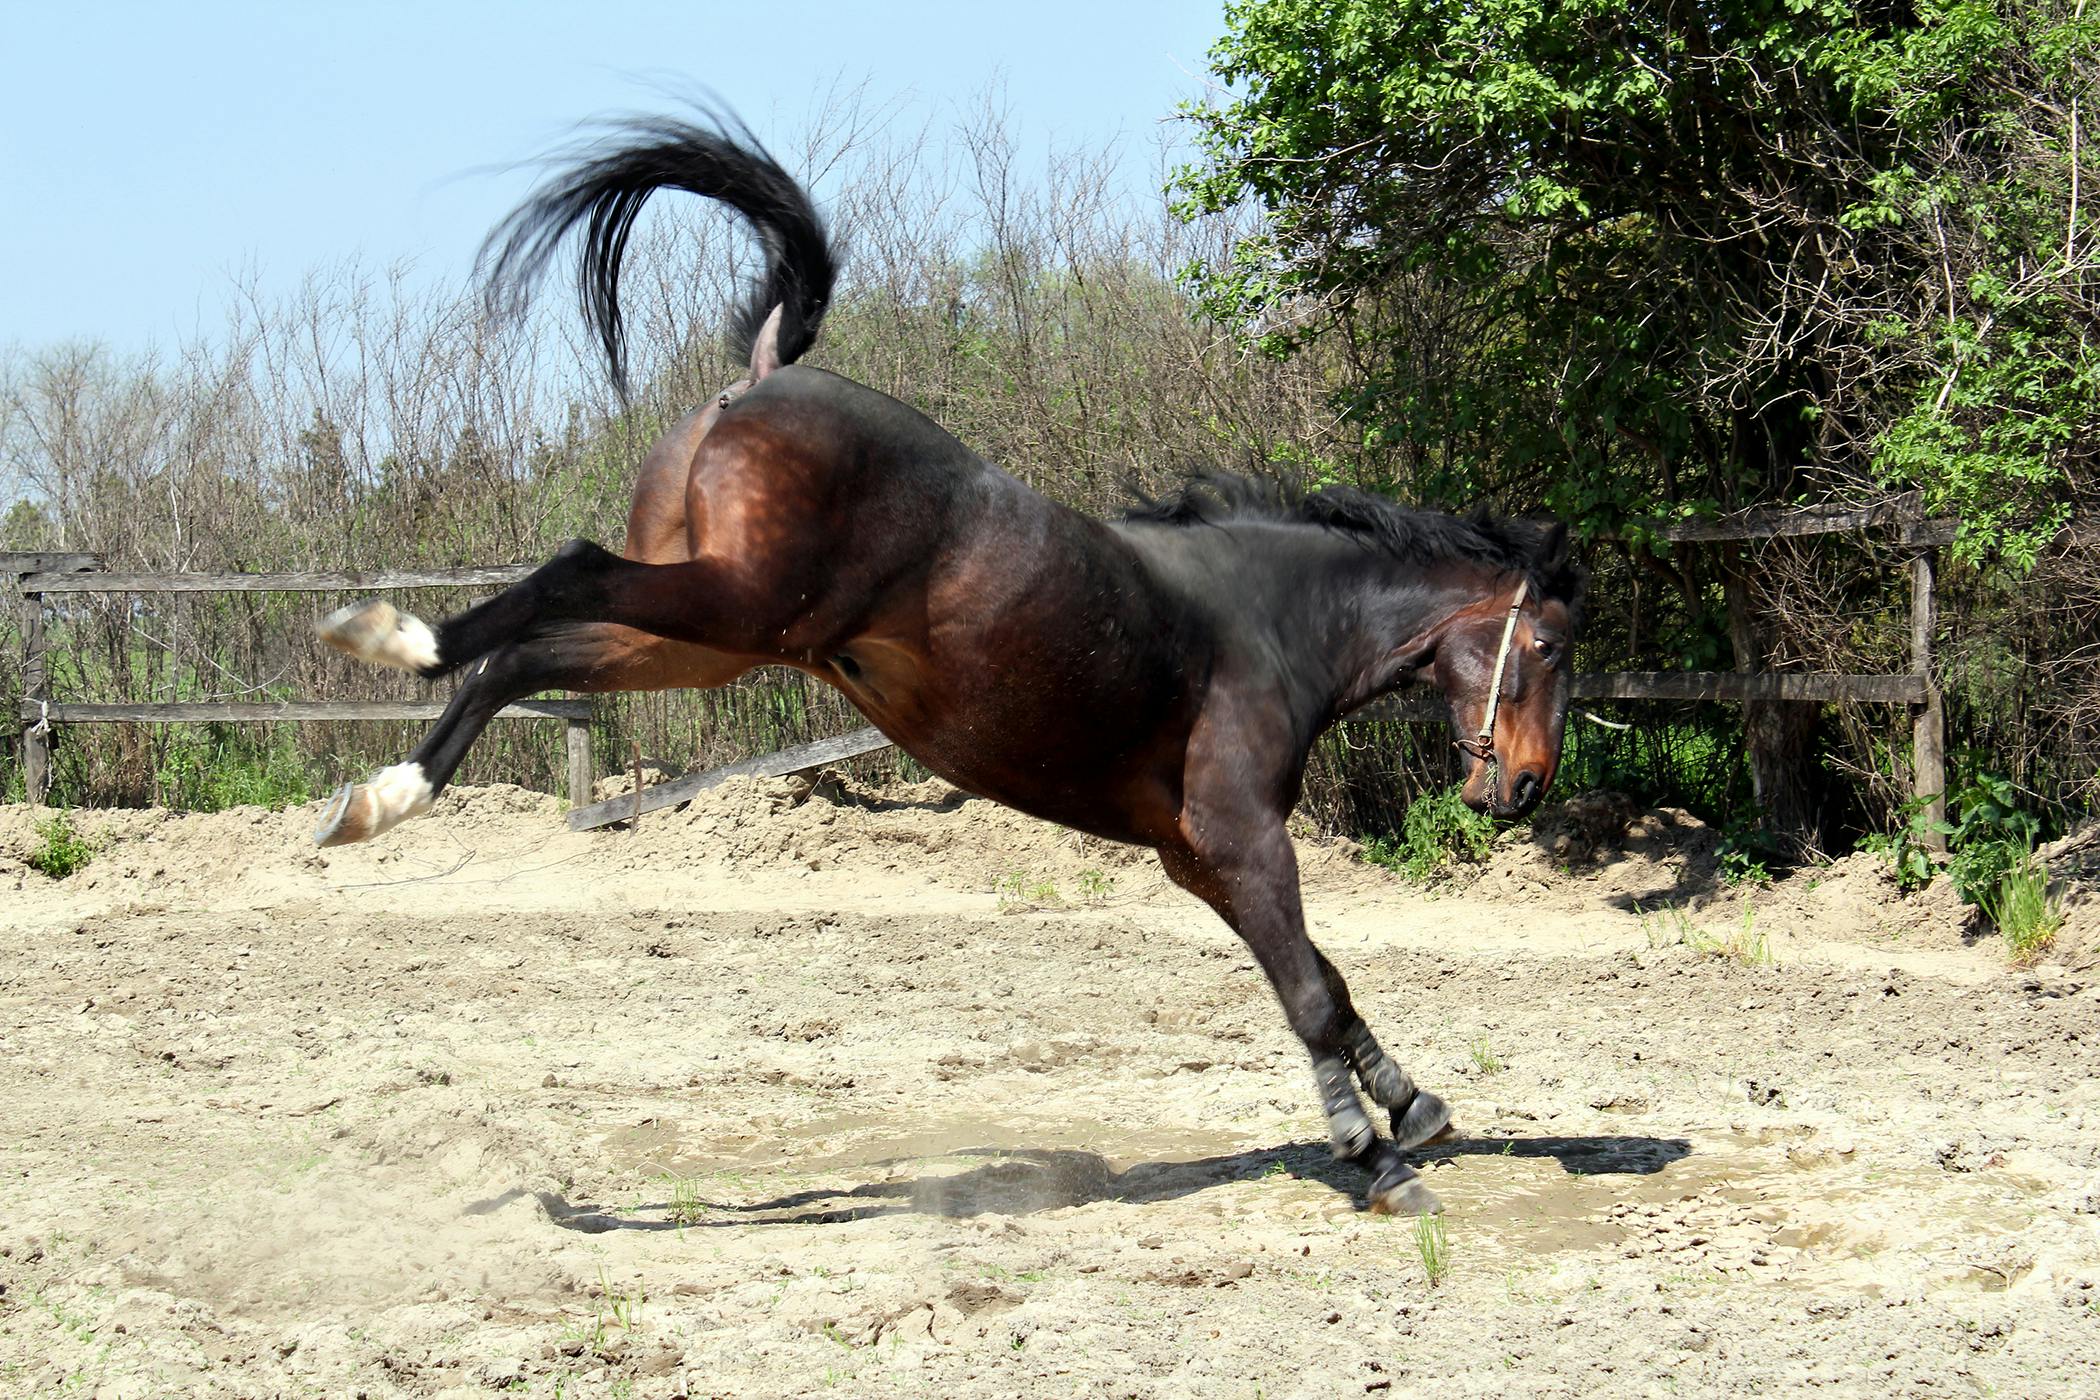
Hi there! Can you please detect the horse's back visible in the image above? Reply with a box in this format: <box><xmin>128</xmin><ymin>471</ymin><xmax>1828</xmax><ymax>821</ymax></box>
<box><xmin>666</xmin><ymin>365</ymin><xmax>1202</xmax><ymax>842</ymax></box>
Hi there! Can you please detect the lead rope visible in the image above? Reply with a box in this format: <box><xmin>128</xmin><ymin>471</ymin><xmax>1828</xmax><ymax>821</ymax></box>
<box><xmin>1455</xmin><ymin>578</ymin><xmax>1529</xmax><ymax>773</ymax></box>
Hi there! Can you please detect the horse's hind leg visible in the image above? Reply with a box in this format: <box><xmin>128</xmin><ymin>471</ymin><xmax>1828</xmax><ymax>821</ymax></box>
<box><xmin>1158</xmin><ymin>828</ymin><xmax>1442</xmax><ymax>1216</ymax></box>
<box><xmin>320</xmin><ymin>540</ymin><xmax>792</xmax><ymax>681</ymax></box>
<box><xmin>1314</xmin><ymin>950</ymin><xmax>1455</xmax><ymax>1150</ymax></box>
<box><xmin>314</xmin><ymin>624</ymin><xmax>739</xmax><ymax>846</ymax></box>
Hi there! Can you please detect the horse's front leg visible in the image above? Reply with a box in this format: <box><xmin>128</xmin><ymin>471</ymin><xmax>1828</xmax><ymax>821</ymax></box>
<box><xmin>1314</xmin><ymin>948</ymin><xmax>1455</xmax><ymax>1149</ymax></box>
<box><xmin>1158</xmin><ymin>825</ymin><xmax>1443</xmax><ymax>1216</ymax></box>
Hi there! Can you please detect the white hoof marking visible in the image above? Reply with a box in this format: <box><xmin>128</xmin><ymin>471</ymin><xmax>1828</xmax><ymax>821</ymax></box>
<box><xmin>318</xmin><ymin>599</ymin><xmax>440</xmax><ymax>672</ymax></box>
<box><xmin>312</xmin><ymin>762</ymin><xmax>434</xmax><ymax>847</ymax></box>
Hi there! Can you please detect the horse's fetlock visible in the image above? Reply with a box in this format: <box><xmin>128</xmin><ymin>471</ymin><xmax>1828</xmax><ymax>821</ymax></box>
<box><xmin>1362</xmin><ymin>1059</ymin><xmax>1411</xmax><ymax>1108</ymax></box>
<box><xmin>1328</xmin><ymin>1105</ymin><xmax>1377</xmax><ymax>1162</ymax></box>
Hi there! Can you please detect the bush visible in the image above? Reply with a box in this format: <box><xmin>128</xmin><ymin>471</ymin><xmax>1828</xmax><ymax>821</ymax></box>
<box><xmin>1945</xmin><ymin>774</ymin><xmax>2043</xmax><ymax>907</ymax></box>
<box><xmin>1860</xmin><ymin>797</ymin><xmax>1946</xmax><ymax>893</ymax></box>
<box><xmin>28</xmin><ymin>814</ymin><xmax>95</xmax><ymax>880</ymax></box>
<box><xmin>1361</xmin><ymin>786</ymin><xmax>1495</xmax><ymax>883</ymax></box>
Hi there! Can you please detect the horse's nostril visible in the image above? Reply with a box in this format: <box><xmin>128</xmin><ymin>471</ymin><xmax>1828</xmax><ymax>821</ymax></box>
<box><xmin>1512</xmin><ymin>770</ymin><xmax>1542</xmax><ymax>808</ymax></box>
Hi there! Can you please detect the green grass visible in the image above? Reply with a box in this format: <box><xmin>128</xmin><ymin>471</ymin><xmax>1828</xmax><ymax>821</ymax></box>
<box><xmin>1986</xmin><ymin>854</ymin><xmax>2062</xmax><ymax>966</ymax></box>
<box><xmin>1685</xmin><ymin>908</ymin><xmax>1774</xmax><ymax>967</ymax></box>
<box><xmin>151</xmin><ymin>727</ymin><xmax>317</xmax><ymax>811</ymax></box>
<box><xmin>1075</xmin><ymin>868</ymin><xmax>1116</xmax><ymax>904</ymax></box>
<box><xmin>993</xmin><ymin>870</ymin><xmax>1063</xmax><ymax>911</ymax></box>
<box><xmin>1468</xmin><ymin>1036</ymin><xmax>1505</xmax><ymax>1076</ymax></box>
<box><xmin>1643</xmin><ymin>904</ymin><xmax>1774</xmax><ymax>966</ymax></box>
<box><xmin>1414</xmin><ymin>1213</ymin><xmax>1451</xmax><ymax>1287</ymax></box>
<box><xmin>663</xmin><ymin>1174</ymin><xmax>706</xmax><ymax>1226</ymax></box>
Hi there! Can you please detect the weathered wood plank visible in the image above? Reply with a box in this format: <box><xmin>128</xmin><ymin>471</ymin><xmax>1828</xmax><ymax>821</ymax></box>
<box><xmin>1352</xmin><ymin>671</ymin><xmax>1927</xmax><ymax>720</ymax></box>
<box><xmin>1610</xmin><ymin>494</ymin><xmax>1957</xmax><ymax>545</ymax></box>
<box><xmin>1572</xmin><ymin>671</ymin><xmax>1927</xmax><ymax>703</ymax></box>
<box><xmin>22</xmin><ymin>591</ymin><xmax>50</xmax><ymax>804</ymax></box>
<box><xmin>23</xmin><ymin>699</ymin><xmax>590</xmax><ymax>723</ymax></box>
<box><xmin>19</xmin><ymin>565</ymin><xmax>537</xmax><ymax>594</ymax></box>
<box><xmin>1632</xmin><ymin>495</ymin><xmax>1922</xmax><ymax>542</ymax></box>
<box><xmin>567</xmin><ymin>726</ymin><xmax>895</xmax><ymax>831</ymax></box>
<box><xmin>1</xmin><ymin>552</ymin><xmax>103</xmax><ymax>576</ymax></box>
<box><xmin>565</xmin><ymin>718</ymin><xmax>596</xmax><ymax>811</ymax></box>
<box><xmin>1911</xmin><ymin>550</ymin><xmax>1948</xmax><ymax>850</ymax></box>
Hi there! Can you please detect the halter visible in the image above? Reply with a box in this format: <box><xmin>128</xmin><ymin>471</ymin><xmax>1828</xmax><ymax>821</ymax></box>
<box><xmin>1452</xmin><ymin>577</ymin><xmax>1529</xmax><ymax>766</ymax></box>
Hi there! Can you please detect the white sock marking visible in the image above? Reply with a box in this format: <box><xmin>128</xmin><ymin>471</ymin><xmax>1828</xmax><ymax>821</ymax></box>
<box><xmin>367</xmin><ymin>762</ymin><xmax>434</xmax><ymax>828</ymax></box>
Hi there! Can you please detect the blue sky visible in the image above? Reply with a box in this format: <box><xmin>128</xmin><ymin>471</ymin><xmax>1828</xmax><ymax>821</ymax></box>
<box><xmin>1</xmin><ymin>1</ymin><xmax>1225</xmax><ymax>353</ymax></box>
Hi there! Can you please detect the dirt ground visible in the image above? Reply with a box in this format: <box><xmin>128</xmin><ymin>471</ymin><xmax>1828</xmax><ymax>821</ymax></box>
<box><xmin>3</xmin><ymin>775</ymin><xmax>2098</xmax><ymax>1399</ymax></box>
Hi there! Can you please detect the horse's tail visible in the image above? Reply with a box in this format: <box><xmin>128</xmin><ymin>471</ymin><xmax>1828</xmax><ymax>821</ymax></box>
<box><xmin>480</xmin><ymin>108</ymin><xmax>838</xmax><ymax>395</ymax></box>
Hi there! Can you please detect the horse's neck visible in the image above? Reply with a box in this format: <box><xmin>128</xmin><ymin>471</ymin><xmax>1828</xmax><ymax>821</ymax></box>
<box><xmin>1328</xmin><ymin>565</ymin><xmax>1504</xmax><ymax>715</ymax></box>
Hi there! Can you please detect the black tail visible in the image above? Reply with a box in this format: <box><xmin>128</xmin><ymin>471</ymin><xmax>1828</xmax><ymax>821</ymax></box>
<box><xmin>480</xmin><ymin>106</ymin><xmax>837</xmax><ymax>395</ymax></box>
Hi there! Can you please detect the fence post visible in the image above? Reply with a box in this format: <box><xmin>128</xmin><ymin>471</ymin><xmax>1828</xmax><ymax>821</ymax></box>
<box><xmin>22</xmin><ymin>588</ymin><xmax>50</xmax><ymax>805</ymax></box>
<box><xmin>565</xmin><ymin>710</ymin><xmax>594</xmax><ymax>810</ymax></box>
<box><xmin>1909</xmin><ymin>546</ymin><xmax>1947</xmax><ymax>852</ymax></box>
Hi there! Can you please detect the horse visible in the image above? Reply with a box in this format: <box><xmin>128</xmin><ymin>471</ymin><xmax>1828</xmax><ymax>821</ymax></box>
<box><xmin>312</xmin><ymin>111</ymin><xmax>1585</xmax><ymax>1215</ymax></box>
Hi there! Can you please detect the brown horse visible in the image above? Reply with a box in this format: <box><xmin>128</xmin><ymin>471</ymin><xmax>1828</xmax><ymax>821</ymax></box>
<box><xmin>313</xmin><ymin>112</ymin><xmax>1584</xmax><ymax>1215</ymax></box>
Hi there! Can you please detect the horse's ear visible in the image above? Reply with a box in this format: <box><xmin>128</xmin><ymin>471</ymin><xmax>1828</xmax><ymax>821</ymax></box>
<box><xmin>1536</xmin><ymin>522</ymin><xmax>1570</xmax><ymax>573</ymax></box>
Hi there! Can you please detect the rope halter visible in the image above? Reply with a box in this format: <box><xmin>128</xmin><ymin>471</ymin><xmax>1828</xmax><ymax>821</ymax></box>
<box><xmin>1452</xmin><ymin>577</ymin><xmax>1529</xmax><ymax>767</ymax></box>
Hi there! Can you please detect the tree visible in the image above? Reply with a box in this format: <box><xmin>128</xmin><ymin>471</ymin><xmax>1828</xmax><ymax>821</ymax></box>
<box><xmin>1177</xmin><ymin>0</ymin><xmax>2097</xmax><ymax>845</ymax></box>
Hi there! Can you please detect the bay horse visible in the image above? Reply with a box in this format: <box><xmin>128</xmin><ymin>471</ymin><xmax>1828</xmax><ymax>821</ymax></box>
<box><xmin>313</xmin><ymin>111</ymin><xmax>1584</xmax><ymax>1215</ymax></box>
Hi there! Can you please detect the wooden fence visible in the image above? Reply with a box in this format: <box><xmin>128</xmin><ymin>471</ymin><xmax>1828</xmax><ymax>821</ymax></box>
<box><xmin>565</xmin><ymin>498</ymin><xmax>1955</xmax><ymax>839</ymax></box>
<box><xmin>6</xmin><ymin>553</ymin><xmax>594</xmax><ymax>809</ymax></box>
<box><xmin>8</xmin><ymin>495</ymin><xmax>1951</xmax><ymax>843</ymax></box>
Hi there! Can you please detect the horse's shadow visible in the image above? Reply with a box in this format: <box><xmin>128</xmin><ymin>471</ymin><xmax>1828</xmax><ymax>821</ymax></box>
<box><xmin>503</xmin><ymin>1132</ymin><xmax>1693</xmax><ymax>1234</ymax></box>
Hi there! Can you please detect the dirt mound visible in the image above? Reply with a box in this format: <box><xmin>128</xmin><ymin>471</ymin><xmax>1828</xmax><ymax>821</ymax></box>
<box><xmin>1437</xmin><ymin>790</ymin><xmax>1723</xmax><ymax>910</ymax></box>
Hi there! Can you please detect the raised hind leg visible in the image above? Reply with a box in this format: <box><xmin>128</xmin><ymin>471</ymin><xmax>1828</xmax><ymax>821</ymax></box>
<box><xmin>313</xmin><ymin>622</ymin><xmax>743</xmax><ymax>846</ymax></box>
<box><xmin>1158</xmin><ymin>822</ymin><xmax>1442</xmax><ymax>1216</ymax></box>
<box><xmin>320</xmin><ymin>537</ymin><xmax>819</xmax><ymax>685</ymax></box>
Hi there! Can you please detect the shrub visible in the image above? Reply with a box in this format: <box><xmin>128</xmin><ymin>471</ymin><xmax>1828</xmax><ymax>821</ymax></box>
<box><xmin>1361</xmin><ymin>786</ymin><xmax>1495</xmax><ymax>883</ymax></box>
<box><xmin>1860</xmin><ymin>797</ymin><xmax>1946</xmax><ymax>893</ymax></box>
<box><xmin>1945</xmin><ymin>773</ymin><xmax>2042</xmax><ymax>907</ymax></box>
<box><xmin>28</xmin><ymin>814</ymin><xmax>95</xmax><ymax>880</ymax></box>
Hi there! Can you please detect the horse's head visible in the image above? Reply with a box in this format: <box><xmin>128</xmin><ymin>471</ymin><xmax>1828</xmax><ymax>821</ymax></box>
<box><xmin>1430</xmin><ymin>523</ymin><xmax>1583</xmax><ymax>820</ymax></box>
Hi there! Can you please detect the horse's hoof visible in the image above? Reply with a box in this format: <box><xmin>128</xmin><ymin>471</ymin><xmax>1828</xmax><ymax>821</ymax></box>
<box><xmin>318</xmin><ymin>598</ymin><xmax>438</xmax><ymax>673</ymax></box>
<box><xmin>313</xmin><ymin>764</ymin><xmax>433</xmax><ymax>847</ymax></box>
<box><xmin>314</xmin><ymin>782</ymin><xmax>377</xmax><ymax>847</ymax></box>
<box><xmin>1391</xmin><ymin>1090</ymin><xmax>1454</xmax><ymax>1151</ymax></box>
<box><xmin>1367</xmin><ymin>1168</ymin><xmax>1443</xmax><ymax>1217</ymax></box>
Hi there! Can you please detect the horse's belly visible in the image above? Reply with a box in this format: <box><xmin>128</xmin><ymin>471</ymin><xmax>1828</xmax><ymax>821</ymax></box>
<box><xmin>824</xmin><ymin>643</ymin><xmax>1185</xmax><ymax>847</ymax></box>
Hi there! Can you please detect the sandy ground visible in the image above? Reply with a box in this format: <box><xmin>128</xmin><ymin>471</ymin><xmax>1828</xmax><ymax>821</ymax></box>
<box><xmin>3</xmin><ymin>775</ymin><xmax>2098</xmax><ymax>1398</ymax></box>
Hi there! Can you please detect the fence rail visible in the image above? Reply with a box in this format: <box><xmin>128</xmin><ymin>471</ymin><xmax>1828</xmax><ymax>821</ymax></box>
<box><xmin>5</xmin><ymin>555</ymin><xmax>594</xmax><ymax>808</ymax></box>
<box><xmin>8</xmin><ymin>492</ymin><xmax>1950</xmax><ymax>840</ymax></box>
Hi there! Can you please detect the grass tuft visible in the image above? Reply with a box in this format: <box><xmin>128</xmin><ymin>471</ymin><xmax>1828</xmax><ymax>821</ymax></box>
<box><xmin>1987</xmin><ymin>853</ymin><xmax>2062</xmax><ymax>967</ymax></box>
<box><xmin>1643</xmin><ymin>904</ymin><xmax>1774</xmax><ymax>966</ymax></box>
<box><xmin>1414</xmin><ymin>1213</ymin><xmax>1451</xmax><ymax>1287</ymax></box>
<box><xmin>1468</xmin><ymin>1036</ymin><xmax>1505</xmax><ymax>1076</ymax></box>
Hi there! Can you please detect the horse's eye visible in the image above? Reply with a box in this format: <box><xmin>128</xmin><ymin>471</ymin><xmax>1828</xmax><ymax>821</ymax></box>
<box><xmin>1533</xmin><ymin>638</ymin><xmax>1558</xmax><ymax>661</ymax></box>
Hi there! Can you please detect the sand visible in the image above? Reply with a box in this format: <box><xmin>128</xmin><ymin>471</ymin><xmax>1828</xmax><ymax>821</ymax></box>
<box><xmin>2</xmin><ymin>776</ymin><xmax>2097</xmax><ymax>1398</ymax></box>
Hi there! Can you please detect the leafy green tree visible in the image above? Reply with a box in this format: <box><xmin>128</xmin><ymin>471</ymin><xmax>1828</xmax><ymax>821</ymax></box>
<box><xmin>1178</xmin><ymin>0</ymin><xmax>2096</xmax><ymax>842</ymax></box>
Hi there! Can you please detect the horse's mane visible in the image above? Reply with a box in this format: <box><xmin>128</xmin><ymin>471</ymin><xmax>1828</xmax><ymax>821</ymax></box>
<box><xmin>1123</xmin><ymin>472</ymin><xmax>1586</xmax><ymax>606</ymax></box>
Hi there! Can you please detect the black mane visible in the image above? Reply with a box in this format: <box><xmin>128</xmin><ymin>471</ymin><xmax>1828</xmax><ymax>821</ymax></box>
<box><xmin>1123</xmin><ymin>472</ymin><xmax>1585</xmax><ymax>605</ymax></box>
